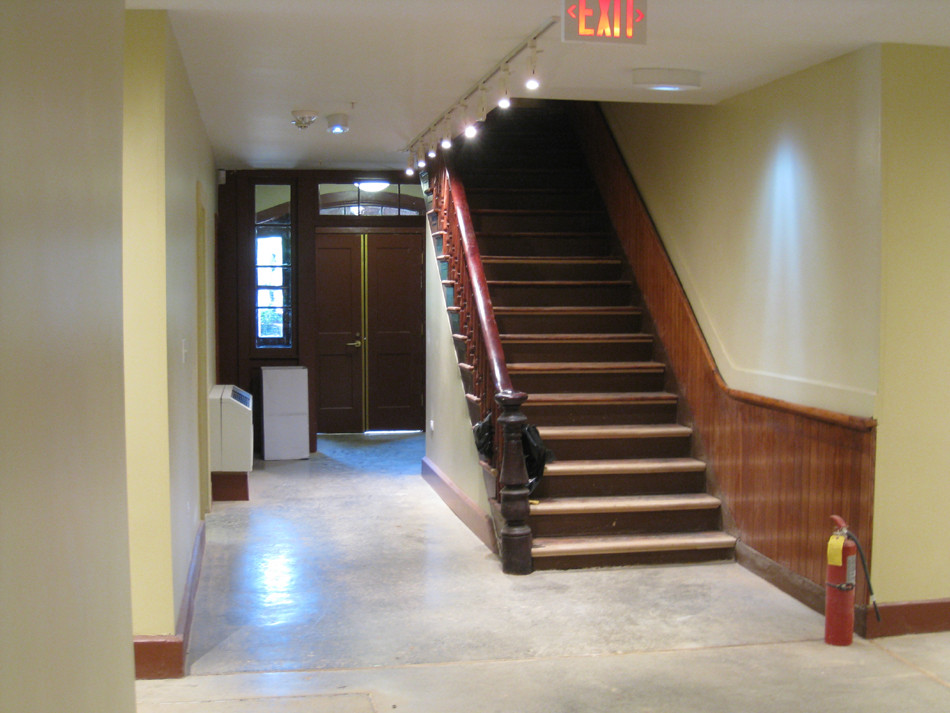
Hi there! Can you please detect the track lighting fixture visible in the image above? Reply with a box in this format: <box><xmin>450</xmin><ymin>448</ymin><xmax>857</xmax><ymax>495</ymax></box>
<box><xmin>498</xmin><ymin>64</ymin><xmax>511</xmax><ymax>109</ymax></box>
<box><xmin>404</xmin><ymin>16</ymin><xmax>556</xmax><ymax>159</ymax></box>
<box><xmin>405</xmin><ymin>155</ymin><xmax>415</xmax><ymax>176</ymax></box>
<box><xmin>427</xmin><ymin>145</ymin><xmax>437</xmax><ymax>159</ymax></box>
<box><xmin>525</xmin><ymin>40</ymin><xmax>540</xmax><ymax>91</ymax></box>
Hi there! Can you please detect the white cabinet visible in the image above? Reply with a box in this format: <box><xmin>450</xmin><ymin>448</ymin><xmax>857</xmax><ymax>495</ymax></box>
<box><xmin>260</xmin><ymin>366</ymin><xmax>310</xmax><ymax>460</ymax></box>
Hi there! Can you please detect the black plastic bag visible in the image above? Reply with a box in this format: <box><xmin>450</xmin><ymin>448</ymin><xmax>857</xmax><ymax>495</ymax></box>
<box><xmin>522</xmin><ymin>424</ymin><xmax>555</xmax><ymax>495</ymax></box>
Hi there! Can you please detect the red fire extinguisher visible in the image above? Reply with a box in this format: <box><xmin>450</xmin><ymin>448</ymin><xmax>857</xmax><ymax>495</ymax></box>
<box><xmin>825</xmin><ymin>515</ymin><xmax>858</xmax><ymax>645</ymax></box>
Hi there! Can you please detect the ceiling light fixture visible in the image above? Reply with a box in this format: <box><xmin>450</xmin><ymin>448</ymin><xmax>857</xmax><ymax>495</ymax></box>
<box><xmin>631</xmin><ymin>68</ymin><xmax>702</xmax><ymax>91</ymax></box>
<box><xmin>405</xmin><ymin>155</ymin><xmax>415</xmax><ymax>177</ymax></box>
<box><xmin>355</xmin><ymin>181</ymin><xmax>390</xmax><ymax>193</ymax></box>
<box><xmin>427</xmin><ymin>144</ymin><xmax>437</xmax><ymax>159</ymax></box>
<box><xmin>291</xmin><ymin>109</ymin><xmax>318</xmax><ymax>130</ymax></box>
<box><xmin>326</xmin><ymin>113</ymin><xmax>349</xmax><ymax>133</ymax></box>
<box><xmin>404</xmin><ymin>16</ymin><xmax>557</xmax><ymax>160</ymax></box>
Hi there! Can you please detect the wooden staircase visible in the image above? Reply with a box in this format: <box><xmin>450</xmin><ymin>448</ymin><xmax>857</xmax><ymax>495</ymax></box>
<box><xmin>452</xmin><ymin>103</ymin><xmax>736</xmax><ymax>570</ymax></box>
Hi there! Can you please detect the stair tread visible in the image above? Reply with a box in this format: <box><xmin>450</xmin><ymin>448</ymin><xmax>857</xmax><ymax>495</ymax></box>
<box><xmin>527</xmin><ymin>391</ymin><xmax>676</xmax><ymax>403</ymax></box>
<box><xmin>502</xmin><ymin>334</ymin><xmax>652</xmax><ymax>343</ymax></box>
<box><xmin>488</xmin><ymin>280</ymin><xmax>629</xmax><ymax>286</ymax></box>
<box><xmin>472</xmin><ymin>208</ymin><xmax>604</xmax><ymax>215</ymax></box>
<box><xmin>531</xmin><ymin>531</ymin><xmax>738</xmax><ymax>557</ymax></box>
<box><xmin>544</xmin><ymin>458</ymin><xmax>706</xmax><ymax>475</ymax></box>
<box><xmin>537</xmin><ymin>424</ymin><xmax>692</xmax><ymax>439</ymax></box>
<box><xmin>531</xmin><ymin>493</ymin><xmax>721</xmax><ymax>515</ymax></box>
<box><xmin>508</xmin><ymin>361</ymin><xmax>665</xmax><ymax>372</ymax></box>
<box><xmin>478</xmin><ymin>231</ymin><xmax>612</xmax><ymax>238</ymax></box>
<box><xmin>483</xmin><ymin>256</ymin><xmax>620</xmax><ymax>264</ymax></box>
<box><xmin>494</xmin><ymin>306</ymin><xmax>639</xmax><ymax>314</ymax></box>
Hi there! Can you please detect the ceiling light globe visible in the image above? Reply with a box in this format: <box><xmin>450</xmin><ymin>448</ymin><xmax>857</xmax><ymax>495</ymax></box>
<box><xmin>464</xmin><ymin>124</ymin><xmax>477</xmax><ymax>139</ymax></box>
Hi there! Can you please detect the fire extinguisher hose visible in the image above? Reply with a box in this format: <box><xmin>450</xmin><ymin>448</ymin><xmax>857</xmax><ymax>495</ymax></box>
<box><xmin>845</xmin><ymin>529</ymin><xmax>881</xmax><ymax>623</ymax></box>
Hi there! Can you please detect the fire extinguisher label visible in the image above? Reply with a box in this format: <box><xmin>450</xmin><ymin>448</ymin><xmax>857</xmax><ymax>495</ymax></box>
<box><xmin>847</xmin><ymin>554</ymin><xmax>857</xmax><ymax>585</ymax></box>
<box><xmin>827</xmin><ymin>535</ymin><xmax>845</xmax><ymax>566</ymax></box>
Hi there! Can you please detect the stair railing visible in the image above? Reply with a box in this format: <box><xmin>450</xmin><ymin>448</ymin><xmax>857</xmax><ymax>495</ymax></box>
<box><xmin>431</xmin><ymin>154</ymin><xmax>532</xmax><ymax>574</ymax></box>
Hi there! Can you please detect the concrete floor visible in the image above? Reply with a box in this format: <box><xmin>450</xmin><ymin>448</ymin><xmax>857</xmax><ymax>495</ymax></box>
<box><xmin>138</xmin><ymin>433</ymin><xmax>950</xmax><ymax>712</ymax></box>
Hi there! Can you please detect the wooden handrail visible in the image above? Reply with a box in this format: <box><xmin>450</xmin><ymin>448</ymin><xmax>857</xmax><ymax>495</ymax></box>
<box><xmin>431</xmin><ymin>155</ymin><xmax>532</xmax><ymax>575</ymax></box>
<box><xmin>444</xmin><ymin>162</ymin><xmax>523</xmax><ymax>403</ymax></box>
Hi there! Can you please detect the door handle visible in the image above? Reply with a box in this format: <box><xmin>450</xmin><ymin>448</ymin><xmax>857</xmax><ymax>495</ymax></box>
<box><xmin>346</xmin><ymin>339</ymin><xmax>362</xmax><ymax>348</ymax></box>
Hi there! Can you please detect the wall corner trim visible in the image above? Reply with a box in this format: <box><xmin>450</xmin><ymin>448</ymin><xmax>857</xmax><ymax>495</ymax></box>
<box><xmin>863</xmin><ymin>599</ymin><xmax>950</xmax><ymax>638</ymax></box>
<box><xmin>421</xmin><ymin>456</ymin><xmax>497</xmax><ymax>554</ymax></box>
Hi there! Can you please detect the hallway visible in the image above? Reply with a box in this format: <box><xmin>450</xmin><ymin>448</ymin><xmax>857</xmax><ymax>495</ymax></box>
<box><xmin>137</xmin><ymin>435</ymin><xmax>950</xmax><ymax>711</ymax></box>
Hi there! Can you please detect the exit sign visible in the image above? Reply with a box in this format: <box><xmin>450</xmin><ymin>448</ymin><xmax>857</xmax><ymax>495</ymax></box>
<box><xmin>562</xmin><ymin>0</ymin><xmax>647</xmax><ymax>44</ymax></box>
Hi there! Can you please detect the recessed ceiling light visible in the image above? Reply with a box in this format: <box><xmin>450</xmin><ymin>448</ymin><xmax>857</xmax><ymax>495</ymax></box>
<box><xmin>631</xmin><ymin>68</ymin><xmax>701</xmax><ymax>91</ymax></box>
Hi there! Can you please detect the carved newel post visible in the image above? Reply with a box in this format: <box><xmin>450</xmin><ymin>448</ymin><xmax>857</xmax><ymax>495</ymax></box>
<box><xmin>496</xmin><ymin>389</ymin><xmax>532</xmax><ymax>574</ymax></box>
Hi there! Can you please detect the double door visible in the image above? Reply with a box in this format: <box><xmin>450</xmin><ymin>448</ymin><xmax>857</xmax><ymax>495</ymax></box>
<box><xmin>314</xmin><ymin>231</ymin><xmax>424</xmax><ymax>433</ymax></box>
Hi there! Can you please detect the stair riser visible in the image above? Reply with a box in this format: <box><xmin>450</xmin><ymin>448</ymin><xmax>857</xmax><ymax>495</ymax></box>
<box><xmin>541</xmin><ymin>434</ymin><xmax>691</xmax><ymax>460</ymax></box>
<box><xmin>495</xmin><ymin>313</ymin><xmax>643</xmax><ymax>334</ymax></box>
<box><xmin>522</xmin><ymin>401</ymin><xmax>676</xmax><ymax>426</ymax></box>
<box><xmin>467</xmin><ymin>191</ymin><xmax>601</xmax><ymax>211</ymax></box>
<box><xmin>504</xmin><ymin>340</ymin><xmax>653</xmax><ymax>363</ymax></box>
<box><xmin>478</xmin><ymin>235</ymin><xmax>612</xmax><ymax>257</ymax></box>
<box><xmin>532</xmin><ymin>548</ymin><xmax>735</xmax><ymax>571</ymax></box>
<box><xmin>484</xmin><ymin>262</ymin><xmax>622</xmax><ymax>281</ymax></box>
<box><xmin>512</xmin><ymin>370</ymin><xmax>665</xmax><ymax>393</ymax></box>
<box><xmin>472</xmin><ymin>212</ymin><xmax>610</xmax><ymax>234</ymax></box>
<box><xmin>532</xmin><ymin>471</ymin><xmax>706</xmax><ymax>499</ymax></box>
<box><xmin>490</xmin><ymin>283</ymin><xmax>632</xmax><ymax>307</ymax></box>
<box><xmin>530</xmin><ymin>509</ymin><xmax>721</xmax><ymax>538</ymax></box>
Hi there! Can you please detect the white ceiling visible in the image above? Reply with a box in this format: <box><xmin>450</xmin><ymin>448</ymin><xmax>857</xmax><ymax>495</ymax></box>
<box><xmin>127</xmin><ymin>0</ymin><xmax>950</xmax><ymax>170</ymax></box>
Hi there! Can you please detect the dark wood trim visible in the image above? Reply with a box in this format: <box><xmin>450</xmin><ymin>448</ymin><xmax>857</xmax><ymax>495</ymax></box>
<box><xmin>134</xmin><ymin>522</ymin><xmax>205</xmax><ymax>679</ymax></box>
<box><xmin>863</xmin><ymin>599</ymin><xmax>950</xmax><ymax>638</ymax></box>
<box><xmin>211</xmin><ymin>471</ymin><xmax>249</xmax><ymax>501</ymax></box>
<box><xmin>421</xmin><ymin>456</ymin><xmax>498</xmax><ymax>554</ymax></box>
<box><xmin>133</xmin><ymin>636</ymin><xmax>184</xmax><ymax>680</ymax></box>
<box><xmin>736</xmin><ymin>541</ymin><xmax>825</xmax><ymax>615</ymax></box>
<box><xmin>570</xmin><ymin>100</ymin><xmax>877</xmax><ymax>606</ymax></box>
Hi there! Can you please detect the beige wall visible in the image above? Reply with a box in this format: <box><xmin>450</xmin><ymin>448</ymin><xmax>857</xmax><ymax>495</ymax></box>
<box><xmin>124</xmin><ymin>10</ymin><xmax>217</xmax><ymax>636</ymax></box>
<box><xmin>872</xmin><ymin>44</ymin><xmax>950</xmax><ymax>603</ymax></box>
<box><xmin>602</xmin><ymin>46</ymin><xmax>882</xmax><ymax>418</ymax></box>
<box><xmin>424</xmin><ymin>225</ymin><xmax>491</xmax><ymax>515</ymax></box>
<box><xmin>0</xmin><ymin>1</ymin><xmax>137</xmax><ymax>710</ymax></box>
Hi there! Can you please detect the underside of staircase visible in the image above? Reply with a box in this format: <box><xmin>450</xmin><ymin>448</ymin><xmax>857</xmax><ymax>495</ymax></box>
<box><xmin>448</xmin><ymin>102</ymin><xmax>736</xmax><ymax>571</ymax></box>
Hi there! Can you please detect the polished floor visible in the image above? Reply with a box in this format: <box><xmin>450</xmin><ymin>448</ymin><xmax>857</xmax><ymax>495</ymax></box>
<box><xmin>138</xmin><ymin>433</ymin><xmax>950</xmax><ymax>712</ymax></box>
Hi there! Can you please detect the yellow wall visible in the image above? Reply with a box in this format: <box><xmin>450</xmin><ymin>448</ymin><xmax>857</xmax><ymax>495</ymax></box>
<box><xmin>872</xmin><ymin>44</ymin><xmax>950</xmax><ymax>603</ymax></box>
<box><xmin>124</xmin><ymin>10</ymin><xmax>176</xmax><ymax>636</ymax></box>
<box><xmin>0</xmin><ymin>1</ymin><xmax>136</xmax><ymax>710</ymax></box>
<box><xmin>424</xmin><ymin>224</ymin><xmax>492</xmax><ymax>515</ymax></box>
<box><xmin>124</xmin><ymin>10</ymin><xmax>217</xmax><ymax>636</ymax></box>
<box><xmin>602</xmin><ymin>47</ymin><xmax>882</xmax><ymax>417</ymax></box>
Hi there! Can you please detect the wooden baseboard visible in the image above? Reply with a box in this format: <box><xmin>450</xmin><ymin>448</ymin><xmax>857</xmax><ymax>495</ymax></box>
<box><xmin>863</xmin><ymin>598</ymin><xmax>950</xmax><ymax>638</ymax></box>
<box><xmin>736</xmin><ymin>541</ymin><xmax>825</xmax><ymax>616</ymax></box>
<box><xmin>134</xmin><ymin>635</ymin><xmax>184</xmax><ymax>679</ymax></box>
<box><xmin>211</xmin><ymin>470</ymin><xmax>249</xmax><ymax>501</ymax></box>
<box><xmin>421</xmin><ymin>456</ymin><xmax>498</xmax><ymax>554</ymax></box>
<box><xmin>134</xmin><ymin>522</ymin><xmax>205</xmax><ymax>679</ymax></box>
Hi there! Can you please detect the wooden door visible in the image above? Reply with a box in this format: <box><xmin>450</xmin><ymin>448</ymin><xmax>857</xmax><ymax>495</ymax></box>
<box><xmin>314</xmin><ymin>233</ymin><xmax>364</xmax><ymax>433</ymax></box>
<box><xmin>366</xmin><ymin>233</ymin><xmax>424</xmax><ymax>430</ymax></box>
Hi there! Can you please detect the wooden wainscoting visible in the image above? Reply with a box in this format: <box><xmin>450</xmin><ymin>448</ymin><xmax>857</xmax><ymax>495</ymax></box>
<box><xmin>570</xmin><ymin>102</ymin><xmax>877</xmax><ymax>612</ymax></box>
